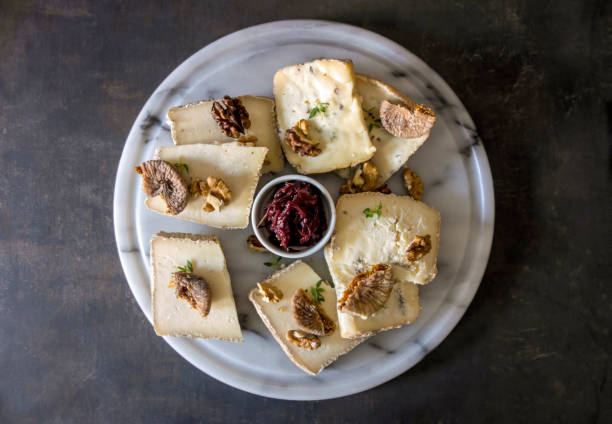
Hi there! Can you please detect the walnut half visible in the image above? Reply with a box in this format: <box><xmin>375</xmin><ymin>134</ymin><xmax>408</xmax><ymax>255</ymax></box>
<box><xmin>211</xmin><ymin>95</ymin><xmax>251</xmax><ymax>138</ymax></box>
<box><xmin>406</xmin><ymin>235</ymin><xmax>432</xmax><ymax>262</ymax></box>
<box><xmin>402</xmin><ymin>168</ymin><xmax>424</xmax><ymax>201</ymax></box>
<box><xmin>338</xmin><ymin>264</ymin><xmax>394</xmax><ymax>319</ymax></box>
<box><xmin>247</xmin><ymin>235</ymin><xmax>268</xmax><ymax>253</ymax></box>
<box><xmin>284</xmin><ymin>119</ymin><xmax>321</xmax><ymax>157</ymax></box>
<box><xmin>257</xmin><ymin>282</ymin><xmax>283</xmax><ymax>303</ymax></box>
<box><xmin>190</xmin><ymin>176</ymin><xmax>232</xmax><ymax>212</ymax></box>
<box><xmin>286</xmin><ymin>330</ymin><xmax>321</xmax><ymax>350</ymax></box>
<box><xmin>340</xmin><ymin>161</ymin><xmax>379</xmax><ymax>194</ymax></box>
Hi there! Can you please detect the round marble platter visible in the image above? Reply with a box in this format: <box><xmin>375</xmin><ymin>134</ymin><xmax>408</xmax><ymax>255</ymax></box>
<box><xmin>113</xmin><ymin>20</ymin><xmax>494</xmax><ymax>400</ymax></box>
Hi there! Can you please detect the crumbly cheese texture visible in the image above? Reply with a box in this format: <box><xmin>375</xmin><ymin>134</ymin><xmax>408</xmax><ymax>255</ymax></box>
<box><xmin>337</xmin><ymin>75</ymin><xmax>432</xmax><ymax>186</ymax></box>
<box><xmin>329</xmin><ymin>192</ymin><xmax>440</xmax><ymax>285</ymax></box>
<box><xmin>150</xmin><ymin>232</ymin><xmax>242</xmax><ymax>341</ymax></box>
<box><xmin>273</xmin><ymin>59</ymin><xmax>376</xmax><ymax>174</ymax></box>
<box><xmin>167</xmin><ymin>96</ymin><xmax>284</xmax><ymax>174</ymax></box>
<box><xmin>248</xmin><ymin>260</ymin><xmax>364</xmax><ymax>375</ymax></box>
<box><xmin>324</xmin><ymin>245</ymin><xmax>420</xmax><ymax>339</ymax></box>
<box><xmin>145</xmin><ymin>144</ymin><xmax>267</xmax><ymax>229</ymax></box>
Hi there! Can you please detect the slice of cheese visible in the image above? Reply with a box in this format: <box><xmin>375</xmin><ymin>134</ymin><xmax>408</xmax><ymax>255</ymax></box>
<box><xmin>324</xmin><ymin>245</ymin><xmax>420</xmax><ymax>339</ymax></box>
<box><xmin>167</xmin><ymin>96</ymin><xmax>284</xmax><ymax>174</ymax></box>
<box><xmin>336</xmin><ymin>75</ymin><xmax>432</xmax><ymax>186</ymax></box>
<box><xmin>146</xmin><ymin>144</ymin><xmax>267</xmax><ymax>229</ymax></box>
<box><xmin>150</xmin><ymin>232</ymin><xmax>242</xmax><ymax>342</ymax></box>
<box><xmin>329</xmin><ymin>192</ymin><xmax>440</xmax><ymax>285</ymax></box>
<box><xmin>249</xmin><ymin>260</ymin><xmax>364</xmax><ymax>375</ymax></box>
<box><xmin>273</xmin><ymin>59</ymin><xmax>376</xmax><ymax>174</ymax></box>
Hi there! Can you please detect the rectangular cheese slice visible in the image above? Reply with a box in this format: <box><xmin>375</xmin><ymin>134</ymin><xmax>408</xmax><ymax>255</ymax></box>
<box><xmin>151</xmin><ymin>232</ymin><xmax>242</xmax><ymax>341</ymax></box>
<box><xmin>249</xmin><ymin>260</ymin><xmax>364</xmax><ymax>375</ymax></box>
<box><xmin>273</xmin><ymin>59</ymin><xmax>376</xmax><ymax>174</ymax></box>
<box><xmin>146</xmin><ymin>144</ymin><xmax>267</xmax><ymax>229</ymax></box>
<box><xmin>167</xmin><ymin>96</ymin><xmax>284</xmax><ymax>174</ymax></box>
<box><xmin>348</xmin><ymin>74</ymin><xmax>431</xmax><ymax>186</ymax></box>
<box><xmin>324</xmin><ymin>245</ymin><xmax>420</xmax><ymax>339</ymax></box>
<box><xmin>329</xmin><ymin>192</ymin><xmax>440</xmax><ymax>285</ymax></box>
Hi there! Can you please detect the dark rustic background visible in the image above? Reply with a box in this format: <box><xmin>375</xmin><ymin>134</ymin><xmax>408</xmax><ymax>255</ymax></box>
<box><xmin>1</xmin><ymin>1</ymin><xmax>611</xmax><ymax>423</ymax></box>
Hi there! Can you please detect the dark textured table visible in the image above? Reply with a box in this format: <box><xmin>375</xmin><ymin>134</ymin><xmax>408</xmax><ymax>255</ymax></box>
<box><xmin>1</xmin><ymin>1</ymin><xmax>611</xmax><ymax>422</ymax></box>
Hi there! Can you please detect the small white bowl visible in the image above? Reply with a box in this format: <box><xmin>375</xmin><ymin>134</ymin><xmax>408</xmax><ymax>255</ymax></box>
<box><xmin>251</xmin><ymin>174</ymin><xmax>336</xmax><ymax>259</ymax></box>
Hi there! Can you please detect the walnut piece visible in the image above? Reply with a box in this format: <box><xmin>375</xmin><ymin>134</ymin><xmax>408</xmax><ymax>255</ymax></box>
<box><xmin>189</xmin><ymin>176</ymin><xmax>232</xmax><ymax>212</ymax></box>
<box><xmin>380</xmin><ymin>100</ymin><xmax>436</xmax><ymax>138</ymax></box>
<box><xmin>211</xmin><ymin>95</ymin><xmax>251</xmax><ymax>138</ymax></box>
<box><xmin>135</xmin><ymin>160</ymin><xmax>188</xmax><ymax>215</ymax></box>
<box><xmin>284</xmin><ymin>119</ymin><xmax>321</xmax><ymax>156</ymax></box>
<box><xmin>247</xmin><ymin>235</ymin><xmax>268</xmax><ymax>253</ymax></box>
<box><xmin>338</xmin><ymin>264</ymin><xmax>394</xmax><ymax>319</ymax></box>
<box><xmin>340</xmin><ymin>161</ymin><xmax>379</xmax><ymax>194</ymax></box>
<box><xmin>236</xmin><ymin>135</ymin><xmax>257</xmax><ymax>146</ymax></box>
<box><xmin>406</xmin><ymin>235</ymin><xmax>432</xmax><ymax>262</ymax></box>
<box><xmin>286</xmin><ymin>330</ymin><xmax>321</xmax><ymax>350</ymax></box>
<box><xmin>375</xmin><ymin>184</ymin><xmax>392</xmax><ymax>194</ymax></box>
<box><xmin>172</xmin><ymin>271</ymin><xmax>212</xmax><ymax>317</ymax></box>
<box><xmin>257</xmin><ymin>282</ymin><xmax>283</xmax><ymax>303</ymax></box>
<box><xmin>291</xmin><ymin>289</ymin><xmax>335</xmax><ymax>336</ymax></box>
<box><xmin>402</xmin><ymin>168</ymin><xmax>424</xmax><ymax>201</ymax></box>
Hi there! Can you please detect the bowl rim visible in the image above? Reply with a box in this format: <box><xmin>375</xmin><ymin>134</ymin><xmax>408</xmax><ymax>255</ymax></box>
<box><xmin>250</xmin><ymin>174</ymin><xmax>336</xmax><ymax>259</ymax></box>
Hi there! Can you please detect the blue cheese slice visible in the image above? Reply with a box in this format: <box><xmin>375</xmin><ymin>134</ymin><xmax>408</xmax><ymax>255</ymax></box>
<box><xmin>329</xmin><ymin>192</ymin><xmax>440</xmax><ymax>285</ymax></box>
<box><xmin>167</xmin><ymin>96</ymin><xmax>284</xmax><ymax>174</ymax></box>
<box><xmin>337</xmin><ymin>75</ymin><xmax>432</xmax><ymax>186</ymax></box>
<box><xmin>249</xmin><ymin>260</ymin><xmax>364</xmax><ymax>375</ymax></box>
<box><xmin>273</xmin><ymin>59</ymin><xmax>376</xmax><ymax>174</ymax></box>
<box><xmin>145</xmin><ymin>144</ymin><xmax>267</xmax><ymax>229</ymax></box>
<box><xmin>324</xmin><ymin>245</ymin><xmax>420</xmax><ymax>339</ymax></box>
<box><xmin>151</xmin><ymin>232</ymin><xmax>242</xmax><ymax>342</ymax></box>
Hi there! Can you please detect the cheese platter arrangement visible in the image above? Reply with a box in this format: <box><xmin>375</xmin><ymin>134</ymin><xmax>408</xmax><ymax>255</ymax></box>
<box><xmin>114</xmin><ymin>20</ymin><xmax>494</xmax><ymax>400</ymax></box>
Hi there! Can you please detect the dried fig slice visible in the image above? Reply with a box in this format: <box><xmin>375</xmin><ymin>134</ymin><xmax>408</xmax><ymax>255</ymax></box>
<box><xmin>291</xmin><ymin>289</ymin><xmax>335</xmax><ymax>336</ymax></box>
<box><xmin>379</xmin><ymin>100</ymin><xmax>436</xmax><ymax>138</ymax></box>
<box><xmin>338</xmin><ymin>264</ymin><xmax>394</xmax><ymax>318</ymax></box>
<box><xmin>135</xmin><ymin>160</ymin><xmax>188</xmax><ymax>215</ymax></box>
<box><xmin>173</xmin><ymin>271</ymin><xmax>211</xmax><ymax>317</ymax></box>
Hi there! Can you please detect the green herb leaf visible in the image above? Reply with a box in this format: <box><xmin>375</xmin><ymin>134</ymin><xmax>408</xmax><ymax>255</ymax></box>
<box><xmin>176</xmin><ymin>259</ymin><xmax>193</xmax><ymax>273</ymax></box>
<box><xmin>264</xmin><ymin>256</ymin><xmax>282</xmax><ymax>267</ymax></box>
<box><xmin>308</xmin><ymin>100</ymin><xmax>329</xmax><ymax>118</ymax></box>
<box><xmin>309</xmin><ymin>280</ymin><xmax>325</xmax><ymax>303</ymax></box>
<box><xmin>174</xmin><ymin>158</ymin><xmax>189</xmax><ymax>174</ymax></box>
<box><xmin>363</xmin><ymin>202</ymin><xmax>382</xmax><ymax>218</ymax></box>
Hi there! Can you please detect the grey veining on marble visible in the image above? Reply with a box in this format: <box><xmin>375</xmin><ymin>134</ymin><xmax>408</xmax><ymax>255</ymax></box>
<box><xmin>113</xmin><ymin>20</ymin><xmax>494</xmax><ymax>400</ymax></box>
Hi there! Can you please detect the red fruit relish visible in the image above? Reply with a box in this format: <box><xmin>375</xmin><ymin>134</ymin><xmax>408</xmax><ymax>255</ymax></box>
<box><xmin>258</xmin><ymin>181</ymin><xmax>327</xmax><ymax>251</ymax></box>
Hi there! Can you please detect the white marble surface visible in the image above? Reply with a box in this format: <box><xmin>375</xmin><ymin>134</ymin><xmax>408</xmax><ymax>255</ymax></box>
<box><xmin>113</xmin><ymin>20</ymin><xmax>494</xmax><ymax>400</ymax></box>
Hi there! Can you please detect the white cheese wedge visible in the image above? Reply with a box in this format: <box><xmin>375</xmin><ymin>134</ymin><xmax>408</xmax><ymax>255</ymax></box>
<box><xmin>324</xmin><ymin>245</ymin><xmax>421</xmax><ymax>339</ymax></box>
<box><xmin>150</xmin><ymin>232</ymin><xmax>242</xmax><ymax>342</ymax></box>
<box><xmin>167</xmin><ymin>96</ymin><xmax>284</xmax><ymax>174</ymax></box>
<box><xmin>249</xmin><ymin>260</ymin><xmax>364</xmax><ymax>375</ymax></box>
<box><xmin>146</xmin><ymin>144</ymin><xmax>267</xmax><ymax>229</ymax></box>
<box><xmin>336</xmin><ymin>75</ymin><xmax>432</xmax><ymax>186</ymax></box>
<box><xmin>273</xmin><ymin>59</ymin><xmax>376</xmax><ymax>174</ymax></box>
<box><xmin>329</xmin><ymin>192</ymin><xmax>440</xmax><ymax>285</ymax></box>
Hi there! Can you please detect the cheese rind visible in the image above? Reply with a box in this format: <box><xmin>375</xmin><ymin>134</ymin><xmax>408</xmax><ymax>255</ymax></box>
<box><xmin>329</xmin><ymin>192</ymin><xmax>440</xmax><ymax>285</ymax></box>
<box><xmin>150</xmin><ymin>232</ymin><xmax>242</xmax><ymax>342</ymax></box>
<box><xmin>337</xmin><ymin>75</ymin><xmax>432</xmax><ymax>186</ymax></box>
<box><xmin>273</xmin><ymin>59</ymin><xmax>376</xmax><ymax>174</ymax></box>
<box><xmin>325</xmin><ymin>245</ymin><xmax>420</xmax><ymax>339</ymax></box>
<box><xmin>249</xmin><ymin>260</ymin><xmax>364</xmax><ymax>375</ymax></box>
<box><xmin>167</xmin><ymin>96</ymin><xmax>284</xmax><ymax>174</ymax></box>
<box><xmin>145</xmin><ymin>144</ymin><xmax>267</xmax><ymax>229</ymax></box>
